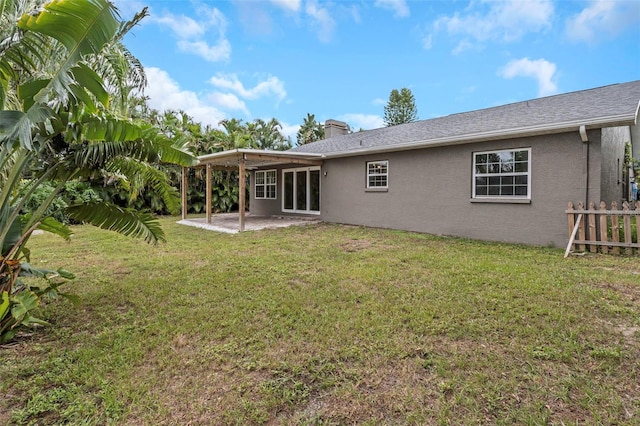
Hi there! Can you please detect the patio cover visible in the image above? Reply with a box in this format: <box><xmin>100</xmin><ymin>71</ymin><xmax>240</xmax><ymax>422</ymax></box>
<box><xmin>181</xmin><ymin>149</ymin><xmax>324</xmax><ymax>231</ymax></box>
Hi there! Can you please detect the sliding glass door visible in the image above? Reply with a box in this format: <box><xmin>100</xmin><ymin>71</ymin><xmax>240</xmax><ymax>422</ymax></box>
<box><xmin>282</xmin><ymin>167</ymin><xmax>320</xmax><ymax>214</ymax></box>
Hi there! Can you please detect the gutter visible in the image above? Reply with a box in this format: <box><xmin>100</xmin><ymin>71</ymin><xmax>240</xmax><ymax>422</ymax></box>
<box><xmin>580</xmin><ymin>125</ymin><xmax>590</xmax><ymax>208</ymax></box>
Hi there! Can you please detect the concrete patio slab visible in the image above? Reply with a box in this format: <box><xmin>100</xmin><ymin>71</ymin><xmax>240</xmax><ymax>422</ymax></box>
<box><xmin>177</xmin><ymin>213</ymin><xmax>319</xmax><ymax>234</ymax></box>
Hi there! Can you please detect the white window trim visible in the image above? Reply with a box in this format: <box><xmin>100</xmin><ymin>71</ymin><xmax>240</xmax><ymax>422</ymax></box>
<box><xmin>366</xmin><ymin>160</ymin><xmax>389</xmax><ymax>189</ymax></box>
<box><xmin>281</xmin><ymin>166</ymin><xmax>321</xmax><ymax>215</ymax></box>
<box><xmin>472</xmin><ymin>147</ymin><xmax>531</xmax><ymax>201</ymax></box>
<box><xmin>255</xmin><ymin>169</ymin><xmax>277</xmax><ymax>199</ymax></box>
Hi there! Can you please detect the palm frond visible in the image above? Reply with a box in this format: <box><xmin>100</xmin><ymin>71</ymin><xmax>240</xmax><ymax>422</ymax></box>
<box><xmin>105</xmin><ymin>157</ymin><xmax>181</xmax><ymax>214</ymax></box>
<box><xmin>66</xmin><ymin>201</ymin><xmax>165</xmax><ymax>244</ymax></box>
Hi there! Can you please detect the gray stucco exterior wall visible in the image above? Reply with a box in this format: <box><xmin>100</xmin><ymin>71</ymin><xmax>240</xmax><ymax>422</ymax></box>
<box><xmin>319</xmin><ymin>132</ymin><xmax>602</xmax><ymax>248</ymax></box>
<box><xmin>250</xmin><ymin>130</ymin><xmax>607</xmax><ymax>248</ymax></box>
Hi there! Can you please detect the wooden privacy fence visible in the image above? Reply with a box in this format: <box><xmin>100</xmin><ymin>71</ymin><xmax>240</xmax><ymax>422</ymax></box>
<box><xmin>565</xmin><ymin>201</ymin><xmax>640</xmax><ymax>257</ymax></box>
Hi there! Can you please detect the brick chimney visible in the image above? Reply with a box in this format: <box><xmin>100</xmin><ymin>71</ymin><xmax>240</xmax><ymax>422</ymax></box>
<box><xmin>324</xmin><ymin>119</ymin><xmax>350</xmax><ymax>138</ymax></box>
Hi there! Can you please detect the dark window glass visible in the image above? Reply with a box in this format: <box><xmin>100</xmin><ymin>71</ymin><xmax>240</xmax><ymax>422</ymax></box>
<box><xmin>284</xmin><ymin>172</ymin><xmax>293</xmax><ymax>209</ymax></box>
<box><xmin>296</xmin><ymin>171</ymin><xmax>307</xmax><ymax>211</ymax></box>
<box><xmin>310</xmin><ymin>170</ymin><xmax>320</xmax><ymax>211</ymax></box>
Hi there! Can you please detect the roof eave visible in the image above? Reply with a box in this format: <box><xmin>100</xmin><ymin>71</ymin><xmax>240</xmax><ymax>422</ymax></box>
<box><xmin>196</xmin><ymin>149</ymin><xmax>324</xmax><ymax>169</ymax></box>
<box><xmin>320</xmin><ymin>113</ymin><xmax>637</xmax><ymax>159</ymax></box>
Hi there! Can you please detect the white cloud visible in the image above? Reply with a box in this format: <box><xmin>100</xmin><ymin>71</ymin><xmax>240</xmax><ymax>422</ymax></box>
<box><xmin>154</xmin><ymin>14</ymin><xmax>204</xmax><ymax>39</ymax></box>
<box><xmin>279</xmin><ymin>122</ymin><xmax>300</xmax><ymax>140</ymax></box>
<box><xmin>305</xmin><ymin>0</ymin><xmax>336</xmax><ymax>43</ymax></box>
<box><xmin>500</xmin><ymin>58</ymin><xmax>558</xmax><ymax>97</ymax></box>
<box><xmin>350</xmin><ymin>4</ymin><xmax>362</xmax><ymax>24</ymax></box>
<box><xmin>422</xmin><ymin>34</ymin><xmax>433</xmax><ymax>50</ymax></box>
<box><xmin>566</xmin><ymin>0</ymin><xmax>639</xmax><ymax>43</ymax></box>
<box><xmin>452</xmin><ymin>40</ymin><xmax>473</xmax><ymax>55</ymax></box>
<box><xmin>177</xmin><ymin>39</ymin><xmax>231</xmax><ymax>62</ymax></box>
<box><xmin>372</xmin><ymin>98</ymin><xmax>386</xmax><ymax>106</ymax></box>
<box><xmin>209</xmin><ymin>74</ymin><xmax>287</xmax><ymax>102</ymax></box>
<box><xmin>208</xmin><ymin>92</ymin><xmax>249</xmax><ymax>116</ymax></box>
<box><xmin>375</xmin><ymin>0</ymin><xmax>410</xmax><ymax>18</ymax></box>
<box><xmin>151</xmin><ymin>5</ymin><xmax>231</xmax><ymax>62</ymax></box>
<box><xmin>111</xmin><ymin>0</ymin><xmax>147</xmax><ymax>21</ymax></box>
<box><xmin>433</xmin><ymin>0</ymin><xmax>553</xmax><ymax>52</ymax></box>
<box><xmin>338</xmin><ymin>113</ymin><xmax>385</xmax><ymax>130</ymax></box>
<box><xmin>144</xmin><ymin>67</ymin><xmax>226</xmax><ymax>127</ymax></box>
<box><xmin>271</xmin><ymin>0</ymin><xmax>301</xmax><ymax>13</ymax></box>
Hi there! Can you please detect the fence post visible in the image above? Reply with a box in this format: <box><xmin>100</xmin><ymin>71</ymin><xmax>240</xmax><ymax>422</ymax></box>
<box><xmin>599</xmin><ymin>201</ymin><xmax>608</xmax><ymax>254</ymax></box>
<box><xmin>623</xmin><ymin>201</ymin><xmax>632</xmax><ymax>255</ymax></box>
<box><xmin>611</xmin><ymin>201</ymin><xmax>620</xmax><ymax>255</ymax></box>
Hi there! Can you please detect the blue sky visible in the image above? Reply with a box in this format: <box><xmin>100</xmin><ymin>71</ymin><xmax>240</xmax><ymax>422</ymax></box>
<box><xmin>114</xmin><ymin>0</ymin><xmax>640</xmax><ymax>139</ymax></box>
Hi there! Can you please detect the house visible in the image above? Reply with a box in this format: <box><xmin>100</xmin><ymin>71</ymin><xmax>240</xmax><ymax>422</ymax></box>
<box><xmin>189</xmin><ymin>81</ymin><xmax>640</xmax><ymax>248</ymax></box>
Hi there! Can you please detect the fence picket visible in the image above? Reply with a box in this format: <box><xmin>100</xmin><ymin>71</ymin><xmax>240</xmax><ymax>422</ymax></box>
<box><xmin>567</xmin><ymin>202</ymin><xmax>575</xmax><ymax>251</ymax></box>
<box><xmin>588</xmin><ymin>202</ymin><xmax>597</xmax><ymax>253</ymax></box>
<box><xmin>623</xmin><ymin>202</ymin><xmax>632</xmax><ymax>255</ymax></box>
<box><xmin>599</xmin><ymin>201</ymin><xmax>608</xmax><ymax>254</ymax></box>
<box><xmin>565</xmin><ymin>200</ymin><xmax>639</xmax><ymax>256</ymax></box>
<box><xmin>611</xmin><ymin>201</ymin><xmax>620</xmax><ymax>255</ymax></box>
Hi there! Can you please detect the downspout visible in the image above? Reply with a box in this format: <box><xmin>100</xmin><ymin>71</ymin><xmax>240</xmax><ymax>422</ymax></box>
<box><xmin>580</xmin><ymin>125</ymin><xmax>589</xmax><ymax>206</ymax></box>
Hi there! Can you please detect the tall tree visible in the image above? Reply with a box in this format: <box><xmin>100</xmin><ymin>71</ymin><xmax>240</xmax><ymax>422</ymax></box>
<box><xmin>248</xmin><ymin>118</ymin><xmax>291</xmax><ymax>151</ymax></box>
<box><xmin>383</xmin><ymin>88</ymin><xmax>418</xmax><ymax>127</ymax></box>
<box><xmin>296</xmin><ymin>113</ymin><xmax>324</xmax><ymax>146</ymax></box>
<box><xmin>218</xmin><ymin>118</ymin><xmax>254</xmax><ymax>149</ymax></box>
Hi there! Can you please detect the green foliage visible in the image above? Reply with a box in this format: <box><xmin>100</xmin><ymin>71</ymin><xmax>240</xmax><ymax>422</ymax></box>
<box><xmin>18</xmin><ymin>180</ymin><xmax>102</xmax><ymax>224</ymax></box>
<box><xmin>0</xmin><ymin>0</ymin><xmax>196</xmax><ymax>344</ymax></box>
<box><xmin>18</xmin><ymin>180</ymin><xmax>69</xmax><ymax>224</ymax></box>
<box><xmin>0</xmin><ymin>262</ymin><xmax>76</xmax><ymax>343</ymax></box>
<box><xmin>383</xmin><ymin>87</ymin><xmax>418</xmax><ymax>126</ymax></box>
<box><xmin>296</xmin><ymin>113</ymin><xmax>324</xmax><ymax>146</ymax></box>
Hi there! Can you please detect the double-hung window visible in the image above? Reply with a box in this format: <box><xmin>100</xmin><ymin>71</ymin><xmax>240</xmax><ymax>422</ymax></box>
<box><xmin>367</xmin><ymin>160</ymin><xmax>388</xmax><ymax>189</ymax></box>
<box><xmin>473</xmin><ymin>148</ymin><xmax>530</xmax><ymax>199</ymax></box>
<box><xmin>255</xmin><ymin>170</ymin><xmax>276</xmax><ymax>199</ymax></box>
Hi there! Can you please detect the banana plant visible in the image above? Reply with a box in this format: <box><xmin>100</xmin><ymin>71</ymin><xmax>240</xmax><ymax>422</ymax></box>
<box><xmin>0</xmin><ymin>0</ymin><xmax>196</xmax><ymax>342</ymax></box>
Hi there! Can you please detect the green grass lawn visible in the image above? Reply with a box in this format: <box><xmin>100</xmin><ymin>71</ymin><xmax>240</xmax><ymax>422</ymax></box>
<box><xmin>1</xmin><ymin>218</ymin><xmax>639</xmax><ymax>425</ymax></box>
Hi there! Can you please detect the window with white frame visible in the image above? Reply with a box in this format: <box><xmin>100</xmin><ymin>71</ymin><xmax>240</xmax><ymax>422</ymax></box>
<box><xmin>255</xmin><ymin>170</ymin><xmax>277</xmax><ymax>199</ymax></box>
<box><xmin>473</xmin><ymin>148</ymin><xmax>530</xmax><ymax>199</ymax></box>
<box><xmin>367</xmin><ymin>160</ymin><xmax>388</xmax><ymax>188</ymax></box>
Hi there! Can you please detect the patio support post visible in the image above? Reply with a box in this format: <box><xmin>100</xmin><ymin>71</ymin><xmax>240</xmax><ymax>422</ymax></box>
<box><xmin>206</xmin><ymin>163</ymin><xmax>212</xmax><ymax>224</ymax></box>
<box><xmin>181</xmin><ymin>167</ymin><xmax>188</xmax><ymax>220</ymax></box>
<box><xmin>238</xmin><ymin>155</ymin><xmax>246</xmax><ymax>231</ymax></box>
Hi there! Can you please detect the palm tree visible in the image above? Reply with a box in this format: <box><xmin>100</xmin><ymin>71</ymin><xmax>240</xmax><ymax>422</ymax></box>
<box><xmin>296</xmin><ymin>113</ymin><xmax>324</xmax><ymax>146</ymax></box>
<box><xmin>218</xmin><ymin>118</ymin><xmax>254</xmax><ymax>149</ymax></box>
<box><xmin>249</xmin><ymin>118</ymin><xmax>291</xmax><ymax>151</ymax></box>
<box><xmin>0</xmin><ymin>0</ymin><xmax>195</xmax><ymax>341</ymax></box>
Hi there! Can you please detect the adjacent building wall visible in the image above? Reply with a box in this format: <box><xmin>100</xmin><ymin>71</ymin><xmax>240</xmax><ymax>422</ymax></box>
<box><xmin>632</xmin><ymin>125</ymin><xmax>640</xmax><ymax>161</ymax></box>
<box><xmin>600</xmin><ymin>126</ymin><xmax>631</xmax><ymax>203</ymax></box>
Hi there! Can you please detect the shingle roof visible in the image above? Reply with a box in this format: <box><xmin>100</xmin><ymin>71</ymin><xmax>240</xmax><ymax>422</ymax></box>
<box><xmin>291</xmin><ymin>81</ymin><xmax>640</xmax><ymax>157</ymax></box>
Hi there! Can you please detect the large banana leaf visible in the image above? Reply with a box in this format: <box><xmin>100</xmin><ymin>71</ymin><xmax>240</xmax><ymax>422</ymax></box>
<box><xmin>18</xmin><ymin>0</ymin><xmax>119</xmax><ymax>106</ymax></box>
<box><xmin>1</xmin><ymin>0</ymin><xmax>119</xmax><ymax>148</ymax></box>
<box><xmin>66</xmin><ymin>201</ymin><xmax>165</xmax><ymax>244</ymax></box>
